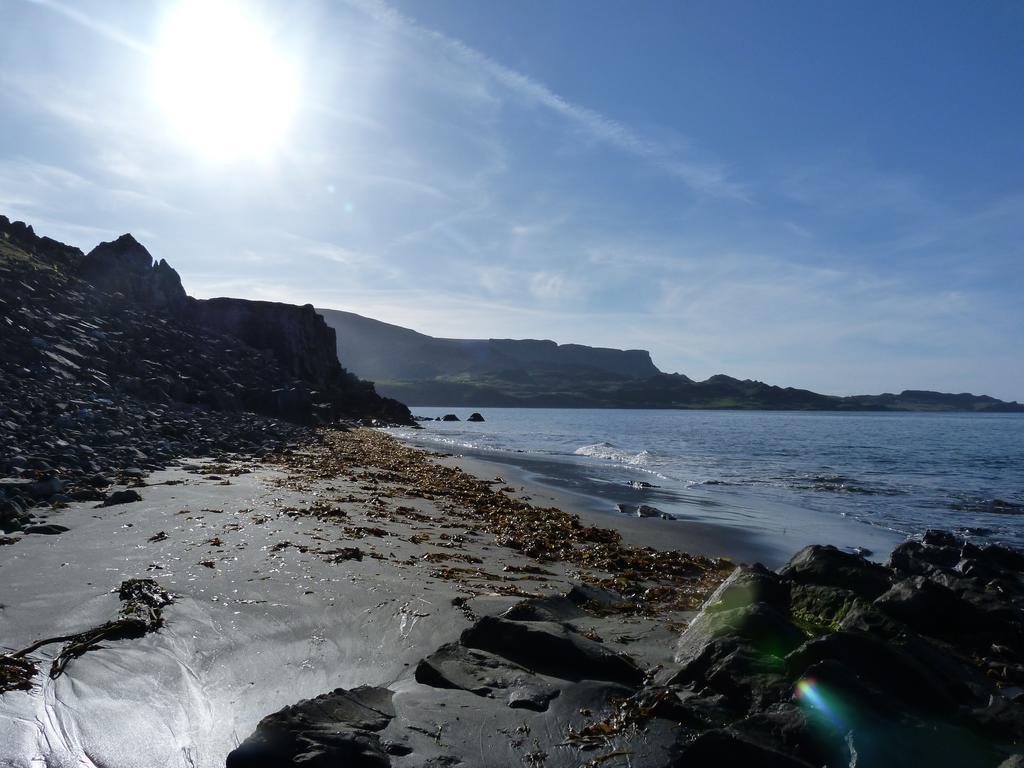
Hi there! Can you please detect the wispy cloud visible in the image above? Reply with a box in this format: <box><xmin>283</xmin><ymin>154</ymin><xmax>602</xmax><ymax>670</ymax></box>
<box><xmin>348</xmin><ymin>0</ymin><xmax>748</xmax><ymax>200</ymax></box>
<box><xmin>17</xmin><ymin>0</ymin><xmax>152</xmax><ymax>54</ymax></box>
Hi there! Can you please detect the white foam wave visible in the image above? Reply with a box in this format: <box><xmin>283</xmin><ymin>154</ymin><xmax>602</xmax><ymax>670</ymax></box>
<box><xmin>574</xmin><ymin>441</ymin><xmax>652</xmax><ymax>466</ymax></box>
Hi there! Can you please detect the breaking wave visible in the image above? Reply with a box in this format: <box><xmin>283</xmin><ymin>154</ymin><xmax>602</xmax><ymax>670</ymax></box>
<box><xmin>574</xmin><ymin>442</ymin><xmax>653</xmax><ymax>466</ymax></box>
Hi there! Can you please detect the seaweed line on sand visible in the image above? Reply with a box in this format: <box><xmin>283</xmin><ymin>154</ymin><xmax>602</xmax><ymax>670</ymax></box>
<box><xmin>269</xmin><ymin>428</ymin><xmax>732</xmax><ymax>613</ymax></box>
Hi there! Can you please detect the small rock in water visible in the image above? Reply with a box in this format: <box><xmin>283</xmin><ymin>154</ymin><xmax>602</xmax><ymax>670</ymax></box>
<box><xmin>467</xmin><ymin>412</ymin><xmax>485</xmax><ymax>422</ymax></box>
<box><xmin>636</xmin><ymin>504</ymin><xmax>663</xmax><ymax>518</ymax></box>
<box><xmin>441</xmin><ymin>413</ymin><xmax>460</xmax><ymax>422</ymax></box>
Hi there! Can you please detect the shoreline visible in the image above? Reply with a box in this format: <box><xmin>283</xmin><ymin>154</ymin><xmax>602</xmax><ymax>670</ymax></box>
<box><xmin>440</xmin><ymin>451</ymin><xmax>787</xmax><ymax>567</ymax></box>
<box><xmin>419</xmin><ymin>441</ymin><xmax>906</xmax><ymax>569</ymax></box>
<box><xmin>4</xmin><ymin>427</ymin><xmax>1020</xmax><ymax>768</ymax></box>
<box><xmin>0</xmin><ymin>428</ymin><xmax>730</xmax><ymax>767</ymax></box>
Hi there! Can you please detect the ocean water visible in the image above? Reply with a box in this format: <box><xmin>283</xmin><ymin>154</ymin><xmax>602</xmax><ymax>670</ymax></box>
<box><xmin>387</xmin><ymin>408</ymin><xmax>1024</xmax><ymax>557</ymax></box>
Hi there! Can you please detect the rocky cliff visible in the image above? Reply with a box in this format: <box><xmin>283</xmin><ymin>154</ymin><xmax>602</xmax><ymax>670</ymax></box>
<box><xmin>0</xmin><ymin>214</ymin><xmax>412</xmax><ymax>533</ymax></box>
<box><xmin>190</xmin><ymin>298</ymin><xmax>341</xmax><ymax>387</ymax></box>
<box><xmin>1</xmin><ymin>221</ymin><xmax>410</xmax><ymax>433</ymax></box>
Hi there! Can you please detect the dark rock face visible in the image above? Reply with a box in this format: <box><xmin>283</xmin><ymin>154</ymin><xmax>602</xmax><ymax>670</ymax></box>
<box><xmin>190</xmin><ymin>298</ymin><xmax>340</xmax><ymax>387</ymax></box>
<box><xmin>78</xmin><ymin>234</ymin><xmax>187</xmax><ymax>314</ymax></box>
<box><xmin>226</xmin><ymin>686</ymin><xmax>394</xmax><ymax>768</ymax></box>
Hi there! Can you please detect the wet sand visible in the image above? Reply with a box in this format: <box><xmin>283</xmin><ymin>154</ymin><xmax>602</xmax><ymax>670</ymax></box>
<box><xmin>0</xmin><ymin>429</ymin><xmax>729</xmax><ymax>767</ymax></box>
<box><xmin>444</xmin><ymin>453</ymin><xmax>783</xmax><ymax>566</ymax></box>
<box><xmin>439</xmin><ymin>450</ymin><xmax>904</xmax><ymax>569</ymax></box>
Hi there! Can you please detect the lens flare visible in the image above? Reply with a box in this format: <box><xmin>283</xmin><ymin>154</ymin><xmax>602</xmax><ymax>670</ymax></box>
<box><xmin>796</xmin><ymin>677</ymin><xmax>844</xmax><ymax>728</ymax></box>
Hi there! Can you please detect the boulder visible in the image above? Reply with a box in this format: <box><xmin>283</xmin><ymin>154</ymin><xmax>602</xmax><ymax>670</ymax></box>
<box><xmin>889</xmin><ymin>539</ymin><xmax>960</xmax><ymax>575</ymax></box>
<box><xmin>636</xmin><ymin>504</ymin><xmax>664</xmax><ymax>518</ymax></box>
<box><xmin>873</xmin><ymin>576</ymin><xmax>1001</xmax><ymax>645</ymax></box>
<box><xmin>460</xmin><ymin>616</ymin><xmax>643</xmax><ymax>686</ymax></box>
<box><xmin>731</xmin><ymin>704</ymin><xmax>849</xmax><ymax>768</ymax></box>
<box><xmin>703</xmin><ymin>564</ymin><xmax>790</xmax><ymax>614</ymax></box>
<box><xmin>786</xmin><ymin>630</ymin><xmax>959</xmax><ymax>714</ymax></box>
<box><xmin>101</xmin><ymin>489</ymin><xmax>143</xmax><ymax>507</ymax></box>
<box><xmin>441</xmin><ymin>414</ymin><xmax>460</xmax><ymax>422</ymax></box>
<box><xmin>226</xmin><ymin>686</ymin><xmax>394</xmax><ymax>768</ymax></box>
<box><xmin>778</xmin><ymin>544</ymin><xmax>891</xmax><ymax>598</ymax></box>
<box><xmin>28</xmin><ymin>476</ymin><xmax>63</xmax><ymax>499</ymax></box>
<box><xmin>466</xmin><ymin>412</ymin><xmax>485</xmax><ymax>422</ymax></box>
<box><xmin>23</xmin><ymin>523</ymin><xmax>69</xmax><ymax>535</ymax></box>
<box><xmin>414</xmin><ymin>642</ymin><xmax>560</xmax><ymax>711</ymax></box>
<box><xmin>566</xmin><ymin>582</ymin><xmax>633</xmax><ymax>611</ymax></box>
<box><xmin>794</xmin><ymin>660</ymin><xmax>1001</xmax><ymax>768</ymax></box>
<box><xmin>674</xmin><ymin>603</ymin><xmax>805</xmax><ymax>667</ymax></box>
<box><xmin>500</xmin><ymin>595</ymin><xmax>584</xmax><ymax>623</ymax></box>
<box><xmin>670</xmin><ymin>633</ymin><xmax>793</xmax><ymax>713</ymax></box>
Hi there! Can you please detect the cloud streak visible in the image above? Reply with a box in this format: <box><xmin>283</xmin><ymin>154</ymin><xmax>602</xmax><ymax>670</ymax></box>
<box><xmin>18</xmin><ymin>0</ymin><xmax>152</xmax><ymax>54</ymax></box>
<box><xmin>349</xmin><ymin>0</ymin><xmax>747</xmax><ymax>200</ymax></box>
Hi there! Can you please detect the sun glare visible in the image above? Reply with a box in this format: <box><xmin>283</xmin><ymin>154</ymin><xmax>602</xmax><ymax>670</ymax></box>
<box><xmin>153</xmin><ymin>0</ymin><xmax>300</xmax><ymax>161</ymax></box>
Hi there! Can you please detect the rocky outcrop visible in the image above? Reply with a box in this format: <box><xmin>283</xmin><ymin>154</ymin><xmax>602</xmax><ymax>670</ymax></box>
<box><xmin>77</xmin><ymin>234</ymin><xmax>188</xmax><ymax>314</ymax></box>
<box><xmin>230</xmin><ymin>534</ymin><xmax>1024</xmax><ymax>766</ymax></box>
<box><xmin>190</xmin><ymin>297</ymin><xmax>342</xmax><ymax>387</ymax></box>
<box><xmin>0</xmin><ymin>215</ymin><xmax>412</xmax><ymax>533</ymax></box>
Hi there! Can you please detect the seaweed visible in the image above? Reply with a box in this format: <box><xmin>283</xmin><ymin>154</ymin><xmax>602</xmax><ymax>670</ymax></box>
<box><xmin>0</xmin><ymin>577</ymin><xmax>173</xmax><ymax>690</ymax></box>
<box><xmin>271</xmin><ymin>429</ymin><xmax>731</xmax><ymax>614</ymax></box>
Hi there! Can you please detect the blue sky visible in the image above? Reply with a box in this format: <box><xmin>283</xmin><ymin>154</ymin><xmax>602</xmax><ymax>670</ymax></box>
<box><xmin>1</xmin><ymin>0</ymin><xmax>1022</xmax><ymax>400</ymax></box>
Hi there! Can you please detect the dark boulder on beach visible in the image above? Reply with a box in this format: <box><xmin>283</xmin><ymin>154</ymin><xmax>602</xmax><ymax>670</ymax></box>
<box><xmin>23</xmin><ymin>523</ymin><xmax>69</xmax><ymax>535</ymax></box>
<box><xmin>414</xmin><ymin>642</ymin><xmax>561</xmax><ymax>710</ymax></box>
<box><xmin>226</xmin><ymin>686</ymin><xmax>395</xmax><ymax>768</ymax></box>
<box><xmin>461</xmin><ymin>615</ymin><xmax>644</xmax><ymax>686</ymax></box>
<box><xmin>662</xmin><ymin>532</ymin><xmax>1024</xmax><ymax>768</ymax></box>
<box><xmin>778</xmin><ymin>543</ymin><xmax>892</xmax><ymax>598</ymax></box>
<box><xmin>101</xmin><ymin>489</ymin><xmax>143</xmax><ymax>507</ymax></box>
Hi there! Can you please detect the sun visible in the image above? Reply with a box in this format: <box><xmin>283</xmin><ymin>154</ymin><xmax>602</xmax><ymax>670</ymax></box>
<box><xmin>152</xmin><ymin>0</ymin><xmax>300</xmax><ymax>161</ymax></box>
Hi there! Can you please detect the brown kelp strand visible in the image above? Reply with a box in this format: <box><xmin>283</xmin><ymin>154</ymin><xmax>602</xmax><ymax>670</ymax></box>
<box><xmin>0</xmin><ymin>578</ymin><xmax>173</xmax><ymax>691</ymax></box>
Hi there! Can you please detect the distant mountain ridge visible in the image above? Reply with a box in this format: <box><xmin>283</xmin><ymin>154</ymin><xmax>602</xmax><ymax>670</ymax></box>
<box><xmin>317</xmin><ymin>308</ymin><xmax>1024</xmax><ymax>412</ymax></box>
<box><xmin>315</xmin><ymin>309</ymin><xmax>658</xmax><ymax>382</ymax></box>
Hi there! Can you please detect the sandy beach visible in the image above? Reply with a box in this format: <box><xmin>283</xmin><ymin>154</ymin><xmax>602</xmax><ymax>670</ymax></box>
<box><xmin>0</xmin><ymin>429</ymin><xmax>728</xmax><ymax>767</ymax></box>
